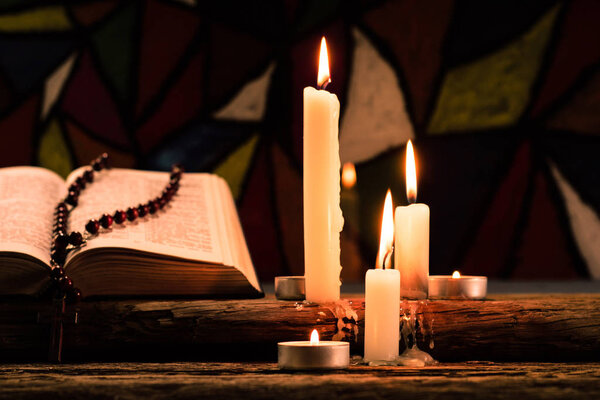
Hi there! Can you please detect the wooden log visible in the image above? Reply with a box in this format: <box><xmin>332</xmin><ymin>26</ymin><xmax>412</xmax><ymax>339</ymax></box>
<box><xmin>1</xmin><ymin>361</ymin><xmax>600</xmax><ymax>400</ymax></box>
<box><xmin>1</xmin><ymin>294</ymin><xmax>599</xmax><ymax>361</ymax></box>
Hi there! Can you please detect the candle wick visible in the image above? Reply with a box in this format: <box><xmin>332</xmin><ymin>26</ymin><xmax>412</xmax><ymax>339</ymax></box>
<box><xmin>383</xmin><ymin>247</ymin><xmax>393</xmax><ymax>270</ymax></box>
<box><xmin>318</xmin><ymin>80</ymin><xmax>330</xmax><ymax>90</ymax></box>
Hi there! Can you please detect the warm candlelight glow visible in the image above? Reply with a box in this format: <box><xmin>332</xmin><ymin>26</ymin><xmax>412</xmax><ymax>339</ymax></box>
<box><xmin>317</xmin><ymin>37</ymin><xmax>331</xmax><ymax>89</ymax></box>
<box><xmin>341</xmin><ymin>162</ymin><xmax>357</xmax><ymax>189</ymax></box>
<box><xmin>452</xmin><ymin>271</ymin><xmax>461</xmax><ymax>279</ymax></box>
<box><xmin>406</xmin><ymin>140</ymin><xmax>417</xmax><ymax>204</ymax></box>
<box><xmin>310</xmin><ymin>329</ymin><xmax>320</xmax><ymax>345</ymax></box>
<box><xmin>376</xmin><ymin>189</ymin><xmax>394</xmax><ymax>269</ymax></box>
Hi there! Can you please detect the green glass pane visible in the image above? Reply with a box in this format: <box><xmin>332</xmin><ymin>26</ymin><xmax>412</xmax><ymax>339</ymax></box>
<box><xmin>91</xmin><ymin>3</ymin><xmax>136</xmax><ymax>105</ymax></box>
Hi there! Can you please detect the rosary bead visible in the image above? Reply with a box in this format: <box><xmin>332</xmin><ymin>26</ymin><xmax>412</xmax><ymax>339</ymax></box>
<box><xmin>173</xmin><ymin>163</ymin><xmax>184</xmax><ymax>173</ymax></box>
<box><xmin>158</xmin><ymin>197</ymin><xmax>167</xmax><ymax>209</ymax></box>
<box><xmin>51</xmin><ymin>249</ymin><xmax>66</xmax><ymax>265</ymax></box>
<box><xmin>85</xmin><ymin>219</ymin><xmax>100</xmax><ymax>234</ymax></box>
<box><xmin>113</xmin><ymin>210</ymin><xmax>127</xmax><ymax>224</ymax></box>
<box><xmin>126</xmin><ymin>207</ymin><xmax>139</xmax><ymax>221</ymax></box>
<box><xmin>65</xmin><ymin>191</ymin><xmax>79</xmax><ymax>206</ymax></box>
<box><xmin>69</xmin><ymin>231</ymin><xmax>83</xmax><ymax>246</ymax></box>
<box><xmin>50</xmin><ymin>267</ymin><xmax>64</xmax><ymax>280</ymax></box>
<box><xmin>92</xmin><ymin>160</ymin><xmax>102</xmax><ymax>171</ymax></box>
<box><xmin>100</xmin><ymin>153</ymin><xmax>109</xmax><ymax>168</ymax></box>
<box><xmin>58</xmin><ymin>276</ymin><xmax>73</xmax><ymax>290</ymax></box>
<box><xmin>54</xmin><ymin>233</ymin><xmax>70</xmax><ymax>251</ymax></box>
<box><xmin>137</xmin><ymin>204</ymin><xmax>149</xmax><ymax>218</ymax></box>
<box><xmin>76</xmin><ymin>176</ymin><xmax>87</xmax><ymax>189</ymax></box>
<box><xmin>68</xmin><ymin>182</ymin><xmax>80</xmax><ymax>194</ymax></box>
<box><xmin>54</xmin><ymin>221</ymin><xmax>67</xmax><ymax>229</ymax></box>
<box><xmin>170</xmin><ymin>170</ymin><xmax>182</xmax><ymax>181</ymax></box>
<box><xmin>148</xmin><ymin>200</ymin><xmax>159</xmax><ymax>214</ymax></box>
<box><xmin>56</xmin><ymin>202</ymin><xmax>67</xmax><ymax>213</ymax></box>
<box><xmin>83</xmin><ymin>168</ymin><xmax>94</xmax><ymax>183</ymax></box>
<box><xmin>66</xmin><ymin>287</ymin><xmax>82</xmax><ymax>304</ymax></box>
<box><xmin>100</xmin><ymin>213</ymin><xmax>113</xmax><ymax>228</ymax></box>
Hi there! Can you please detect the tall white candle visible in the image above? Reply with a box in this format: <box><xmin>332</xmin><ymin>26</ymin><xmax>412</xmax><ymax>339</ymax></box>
<box><xmin>394</xmin><ymin>140</ymin><xmax>429</xmax><ymax>299</ymax></box>
<box><xmin>364</xmin><ymin>190</ymin><xmax>400</xmax><ymax>362</ymax></box>
<box><xmin>303</xmin><ymin>37</ymin><xmax>343</xmax><ymax>303</ymax></box>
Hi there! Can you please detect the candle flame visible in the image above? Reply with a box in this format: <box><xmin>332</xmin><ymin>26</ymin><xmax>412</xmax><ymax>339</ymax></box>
<box><xmin>341</xmin><ymin>162</ymin><xmax>357</xmax><ymax>189</ymax></box>
<box><xmin>376</xmin><ymin>189</ymin><xmax>394</xmax><ymax>269</ymax></box>
<box><xmin>452</xmin><ymin>271</ymin><xmax>461</xmax><ymax>279</ymax></box>
<box><xmin>317</xmin><ymin>37</ymin><xmax>331</xmax><ymax>89</ymax></box>
<box><xmin>310</xmin><ymin>329</ymin><xmax>319</xmax><ymax>345</ymax></box>
<box><xmin>406</xmin><ymin>140</ymin><xmax>417</xmax><ymax>204</ymax></box>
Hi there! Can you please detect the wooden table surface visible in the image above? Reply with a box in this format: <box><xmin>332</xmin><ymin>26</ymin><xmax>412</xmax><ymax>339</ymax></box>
<box><xmin>1</xmin><ymin>361</ymin><xmax>599</xmax><ymax>400</ymax></box>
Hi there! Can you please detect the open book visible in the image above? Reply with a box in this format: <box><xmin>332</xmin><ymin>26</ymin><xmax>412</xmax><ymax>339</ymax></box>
<box><xmin>0</xmin><ymin>166</ymin><xmax>262</xmax><ymax>298</ymax></box>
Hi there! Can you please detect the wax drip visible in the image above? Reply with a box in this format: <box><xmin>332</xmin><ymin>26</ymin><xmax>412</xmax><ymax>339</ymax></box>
<box><xmin>355</xmin><ymin>301</ymin><xmax>437</xmax><ymax>366</ymax></box>
<box><xmin>294</xmin><ymin>299</ymin><xmax>358</xmax><ymax>342</ymax></box>
<box><xmin>351</xmin><ymin>300</ymin><xmax>437</xmax><ymax>367</ymax></box>
<box><xmin>327</xmin><ymin>300</ymin><xmax>359</xmax><ymax>342</ymax></box>
<box><xmin>397</xmin><ymin>301</ymin><xmax>437</xmax><ymax>366</ymax></box>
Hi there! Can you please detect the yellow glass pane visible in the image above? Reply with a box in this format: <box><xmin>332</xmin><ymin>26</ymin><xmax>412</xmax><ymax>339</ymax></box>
<box><xmin>428</xmin><ymin>4</ymin><xmax>560</xmax><ymax>134</ymax></box>
<box><xmin>213</xmin><ymin>135</ymin><xmax>259</xmax><ymax>200</ymax></box>
<box><xmin>0</xmin><ymin>7</ymin><xmax>71</xmax><ymax>32</ymax></box>
<box><xmin>38</xmin><ymin>119</ymin><xmax>72</xmax><ymax>178</ymax></box>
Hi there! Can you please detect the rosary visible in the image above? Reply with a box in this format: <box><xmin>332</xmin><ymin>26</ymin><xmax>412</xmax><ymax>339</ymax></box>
<box><xmin>48</xmin><ymin>153</ymin><xmax>183</xmax><ymax>361</ymax></box>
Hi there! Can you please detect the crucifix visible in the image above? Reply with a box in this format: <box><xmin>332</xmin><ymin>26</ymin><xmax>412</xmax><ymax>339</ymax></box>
<box><xmin>47</xmin><ymin>294</ymin><xmax>78</xmax><ymax>363</ymax></box>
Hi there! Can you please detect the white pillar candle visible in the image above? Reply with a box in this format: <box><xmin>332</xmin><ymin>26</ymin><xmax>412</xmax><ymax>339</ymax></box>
<box><xmin>304</xmin><ymin>37</ymin><xmax>343</xmax><ymax>303</ymax></box>
<box><xmin>394</xmin><ymin>140</ymin><xmax>429</xmax><ymax>299</ymax></box>
<box><xmin>364</xmin><ymin>190</ymin><xmax>400</xmax><ymax>362</ymax></box>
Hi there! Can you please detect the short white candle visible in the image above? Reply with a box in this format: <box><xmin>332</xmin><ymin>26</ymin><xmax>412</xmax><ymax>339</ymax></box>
<box><xmin>395</xmin><ymin>140</ymin><xmax>429</xmax><ymax>299</ymax></box>
<box><xmin>278</xmin><ymin>329</ymin><xmax>349</xmax><ymax>370</ymax></box>
<box><xmin>364</xmin><ymin>190</ymin><xmax>400</xmax><ymax>362</ymax></box>
<box><xmin>304</xmin><ymin>37</ymin><xmax>343</xmax><ymax>303</ymax></box>
<box><xmin>429</xmin><ymin>271</ymin><xmax>487</xmax><ymax>299</ymax></box>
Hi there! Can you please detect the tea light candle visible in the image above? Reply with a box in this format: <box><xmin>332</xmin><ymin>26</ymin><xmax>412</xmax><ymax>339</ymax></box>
<box><xmin>274</xmin><ymin>276</ymin><xmax>305</xmax><ymax>300</ymax></box>
<box><xmin>364</xmin><ymin>190</ymin><xmax>400</xmax><ymax>362</ymax></box>
<box><xmin>341</xmin><ymin>162</ymin><xmax>359</xmax><ymax>229</ymax></box>
<box><xmin>278</xmin><ymin>329</ymin><xmax>349</xmax><ymax>370</ymax></box>
<box><xmin>429</xmin><ymin>271</ymin><xmax>487</xmax><ymax>299</ymax></box>
<box><xmin>303</xmin><ymin>37</ymin><xmax>343</xmax><ymax>303</ymax></box>
<box><xmin>395</xmin><ymin>140</ymin><xmax>429</xmax><ymax>299</ymax></box>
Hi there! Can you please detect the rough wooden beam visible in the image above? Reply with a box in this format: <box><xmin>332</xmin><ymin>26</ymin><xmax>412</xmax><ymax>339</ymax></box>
<box><xmin>1</xmin><ymin>294</ymin><xmax>599</xmax><ymax>361</ymax></box>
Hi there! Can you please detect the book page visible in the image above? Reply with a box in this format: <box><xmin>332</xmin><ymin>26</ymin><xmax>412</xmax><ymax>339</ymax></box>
<box><xmin>214</xmin><ymin>176</ymin><xmax>260</xmax><ymax>291</ymax></box>
<box><xmin>66</xmin><ymin>168</ymin><xmax>223</xmax><ymax>265</ymax></box>
<box><xmin>0</xmin><ymin>166</ymin><xmax>65</xmax><ymax>265</ymax></box>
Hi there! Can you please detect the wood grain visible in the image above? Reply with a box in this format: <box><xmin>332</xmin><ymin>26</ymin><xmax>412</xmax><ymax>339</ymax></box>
<box><xmin>1</xmin><ymin>362</ymin><xmax>599</xmax><ymax>400</ymax></box>
<box><xmin>1</xmin><ymin>294</ymin><xmax>599</xmax><ymax>361</ymax></box>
